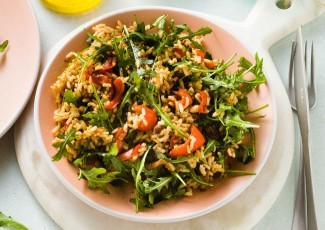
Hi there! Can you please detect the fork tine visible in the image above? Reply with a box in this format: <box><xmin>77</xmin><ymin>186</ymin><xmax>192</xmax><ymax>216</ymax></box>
<box><xmin>309</xmin><ymin>42</ymin><xmax>317</xmax><ymax>109</ymax></box>
<box><xmin>289</xmin><ymin>42</ymin><xmax>295</xmax><ymax>88</ymax></box>
<box><xmin>288</xmin><ymin>41</ymin><xmax>296</xmax><ymax>110</ymax></box>
<box><xmin>305</xmin><ymin>41</ymin><xmax>308</xmax><ymax>72</ymax></box>
<box><xmin>311</xmin><ymin>42</ymin><xmax>315</xmax><ymax>87</ymax></box>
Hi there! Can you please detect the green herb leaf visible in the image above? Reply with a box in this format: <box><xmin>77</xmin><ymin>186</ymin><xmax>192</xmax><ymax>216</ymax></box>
<box><xmin>0</xmin><ymin>212</ymin><xmax>28</xmax><ymax>230</ymax></box>
<box><xmin>237</xmin><ymin>54</ymin><xmax>267</xmax><ymax>93</ymax></box>
<box><xmin>78</xmin><ymin>167</ymin><xmax>120</xmax><ymax>194</ymax></box>
<box><xmin>134</xmin><ymin>144</ymin><xmax>152</xmax><ymax>212</ymax></box>
<box><xmin>0</xmin><ymin>40</ymin><xmax>9</xmax><ymax>52</ymax></box>
<box><xmin>203</xmin><ymin>139</ymin><xmax>219</xmax><ymax>155</ymax></box>
<box><xmin>225</xmin><ymin>169</ymin><xmax>256</xmax><ymax>175</ymax></box>
<box><xmin>188</xmin><ymin>167</ymin><xmax>213</xmax><ymax>187</ymax></box>
<box><xmin>82</xmin><ymin>85</ymin><xmax>112</xmax><ymax>130</ymax></box>
<box><xmin>63</xmin><ymin>89</ymin><xmax>80</xmax><ymax>104</ymax></box>
<box><xmin>52</xmin><ymin>128</ymin><xmax>76</xmax><ymax>161</ymax></box>
<box><xmin>224</xmin><ymin>114</ymin><xmax>259</xmax><ymax>129</ymax></box>
<box><xmin>143</xmin><ymin>176</ymin><xmax>172</xmax><ymax>194</ymax></box>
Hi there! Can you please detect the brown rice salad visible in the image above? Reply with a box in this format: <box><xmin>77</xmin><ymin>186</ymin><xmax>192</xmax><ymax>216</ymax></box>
<box><xmin>51</xmin><ymin>15</ymin><xmax>267</xmax><ymax>211</ymax></box>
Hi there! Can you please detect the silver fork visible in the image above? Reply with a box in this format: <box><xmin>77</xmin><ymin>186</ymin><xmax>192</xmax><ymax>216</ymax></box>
<box><xmin>289</xmin><ymin>42</ymin><xmax>316</xmax><ymax>110</ymax></box>
<box><xmin>288</xmin><ymin>35</ymin><xmax>317</xmax><ymax>229</ymax></box>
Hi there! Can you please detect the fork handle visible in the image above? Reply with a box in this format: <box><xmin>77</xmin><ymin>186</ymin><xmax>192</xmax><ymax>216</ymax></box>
<box><xmin>301</xmin><ymin>136</ymin><xmax>318</xmax><ymax>230</ymax></box>
<box><xmin>292</xmin><ymin>140</ymin><xmax>306</xmax><ymax>230</ymax></box>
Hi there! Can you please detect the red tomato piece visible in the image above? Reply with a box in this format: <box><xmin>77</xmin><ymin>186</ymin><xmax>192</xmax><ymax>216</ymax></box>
<box><xmin>118</xmin><ymin>144</ymin><xmax>141</xmax><ymax>161</ymax></box>
<box><xmin>174</xmin><ymin>89</ymin><xmax>193</xmax><ymax>108</ymax></box>
<box><xmin>100</xmin><ymin>57</ymin><xmax>116</xmax><ymax>72</ymax></box>
<box><xmin>205</xmin><ymin>60</ymin><xmax>215</xmax><ymax>69</ymax></box>
<box><xmin>90</xmin><ymin>73</ymin><xmax>112</xmax><ymax>86</ymax></box>
<box><xmin>114</xmin><ymin>127</ymin><xmax>126</xmax><ymax>152</ymax></box>
<box><xmin>132</xmin><ymin>104</ymin><xmax>158</xmax><ymax>131</ymax></box>
<box><xmin>195</xmin><ymin>49</ymin><xmax>205</xmax><ymax>60</ymax></box>
<box><xmin>197</xmin><ymin>91</ymin><xmax>208</xmax><ymax>113</ymax></box>
<box><xmin>172</xmin><ymin>47</ymin><xmax>185</xmax><ymax>58</ymax></box>
<box><xmin>104</xmin><ymin>78</ymin><xmax>124</xmax><ymax>110</ymax></box>
<box><xmin>170</xmin><ymin>125</ymin><xmax>205</xmax><ymax>157</ymax></box>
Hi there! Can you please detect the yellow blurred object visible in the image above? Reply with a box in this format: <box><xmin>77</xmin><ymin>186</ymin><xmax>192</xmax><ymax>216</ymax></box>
<box><xmin>41</xmin><ymin>0</ymin><xmax>102</xmax><ymax>14</ymax></box>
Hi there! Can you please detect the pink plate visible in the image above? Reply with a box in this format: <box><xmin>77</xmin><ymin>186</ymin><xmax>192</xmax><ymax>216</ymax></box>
<box><xmin>34</xmin><ymin>7</ymin><xmax>275</xmax><ymax>223</ymax></box>
<box><xmin>0</xmin><ymin>0</ymin><xmax>41</xmax><ymax>138</ymax></box>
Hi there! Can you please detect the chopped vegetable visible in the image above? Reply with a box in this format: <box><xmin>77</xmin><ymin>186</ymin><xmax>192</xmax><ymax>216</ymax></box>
<box><xmin>118</xmin><ymin>144</ymin><xmax>142</xmax><ymax>161</ymax></box>
<box><xmin>0</xmin><ymin>212</ymin><xmax>28</xmax><ymax>230</ymax></box>
<box><xmin>114</xmin><ymin>127</ymin><xmax>126</xmax><ymax>152</ymax></box>
<box><xmin>0</xmin><ymin>40</ymin><xmax>9</xmax><ymax>53</ymax></box>
<box><xmin>170</xmin><ymin>125</ymin><xmax>206</xmax><ymax>157</ymax></box>
<box><xmin>197</xmin><ymin>90</ymin><xmax>208</xmax><ymax>113</ymax></box>
<box><xmin>174</xmin><ymin>89</ymin><xmax>193</xmax><ymax>108</ymax></box>
<box><xmin>104</xmin><ymin>78</ymin><xmax>125</xmax><ymax>109</ymax></box>
<box><xmin>132</xmin><ymin>104</ymin><xmax>158</xmax><ymax>131</ymax></box>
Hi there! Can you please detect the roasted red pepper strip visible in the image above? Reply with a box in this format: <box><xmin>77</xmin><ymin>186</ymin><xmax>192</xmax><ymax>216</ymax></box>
<box><xmin>90</xmin><ymin>73</ymin><xmax>112</xmax><ymax>86</ymax></box>
<box><xmin>132</xmin><ymin>104</ymin><xmax>158</xmax><ymax>131</ymax></box>
<box><xmin>169</xmin><ymin>136</ymin><xmax>177</xmax><ymax>151</ymax></box>
<box><xmin>205</xmin><ymin>60</ymin><xmax>215</xmax><ymax>69</ymax></box>
<box><xmin>104</xmin><ymin>78</ymin><xmax>124</xmax><ymax>110</ymax></box>
<box><xmin>174</xmin><ymin>89</ymin><xmax>193</xmax><ymax>108</ymax></box>
<box><xmin>172</xmin><ymin>46</ymin><xmax>185</xmax><ymax>58</ymax></box>
<box><xmin>170</xmin><ymin>125</ymin><xmax>205</xmax><ymax>157</ymax></box>
<box><xmin>195</xmin><ymin>49</ymin><xmax>205</xmax><ymax>60</ymax></box>
<box><xmin>114</xmin><ymin>127</ymin><xmax>126</xmax><ymax>152</ymax></box>
<box><xmin>100</xmin><ymin>57</ymin><xmax>116</xmax><ymax>72</ymax></box>
<box><xmin>197</xmin><ymin>91</ymin><xmax>208</xmax><ymax>113</ymax></box>
<box><xmin>118</xmin><ymin>144</ymin><xmax>141</xmax><ymax>161</ymax></box>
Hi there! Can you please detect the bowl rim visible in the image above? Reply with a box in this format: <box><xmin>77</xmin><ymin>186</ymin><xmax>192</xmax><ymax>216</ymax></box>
<box><xmin>34</xmin><ymin>5</ymin><xmax>277</xmax><ymax>223</ymax></box>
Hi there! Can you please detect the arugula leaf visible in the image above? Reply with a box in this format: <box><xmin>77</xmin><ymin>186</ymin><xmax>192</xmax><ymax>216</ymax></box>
<box><xmin>237</xmin><ymin>53</ymin><xmax>267</xmax><ymax>93</ymax></box>
<box><xmin>202</xmin><ymin>76</ymin><xmax>235</xmax><ymax>91</ymax></box>
<box><xmin>0</xmin><ymin>40</ymin><xmax>9</xmax><ymax>52</ymax></box>
<box><xmin>83</xmin><ymin>85</ymin><xmax>112</xmax><ymax>130</ymax></box>
<box><xmin>203</xmin><ymin>139</ymin><xmax>219</xmax><ymax>155</ymax></box>
<box><xmin>112</xmin><ymin>32</ymin><xmax>134</xmax><ymax>72</ymax></box>
<box><xmin>188</xmin><ymin>167</ymin><xmax>213</xmax><ymax>187</ymax></box>
<box><xmin>143</xmin><ymin>176</ymin><xmax>173</xmax><ymax>206</ymax></box>
<box><xmin>236</xmin><ymin>129</ymin><xmax>256</xmax><ymax>164</ymax></box>
<box><xmin>150</xmin><ymin>14</ymin><xmax>168</xmax><ymax>29</ymax></box>
<box><xmin>225</xmin><ymin>170</ymin><xmax>256</xmax><ymax>175</ymax></box>
<box><xmin>170</xmin><ymin>171</ymin><xmax>186</xmax><ymax>186</ymax></box>
<box><xmin>78</xmin><ymin>167</ymin><xmax>121</xmax><ymax>194</ymax></box>
<box><xmin>0</xmin><ymin>212</ymin><xmax>28</xmax><ymax>230</ymax></box>
<box><xmin>169</xmin><ymin>155</ymin><xmax>198</xmax><ymax>164</ymax></box>
<box><xmin>63</xmin><ymin>89</ymin><xmax>80</xmax><ymax>104</ymax></box>
<box><xmin>143</xmin><ymin>176</ymin><xmax>172</xmax><ymax>194</ymax></box>
<box><xmin>85</xmin><ymin>29</ymin><xmax>109</xmax><ymax>46</ymax></box>
<box><xmin>106</xmin><ymin>155</ymin><xmax>127</xmax><ymax>175</ymax></box>
<box><xmin>115</xmin><ymin>84</ymin><xmax>136</xmax><ymax>125</ymax></box>
<box><xmin>100</xmin><ymin>143</ymin><xmax>128</xmax><ymax>176</ymax></box>
<box><xmin>175</xmin><ymin>25</ymin><xmax>212</xmax><ymax>49</ymax></box>
<box><xmin>83</xmin><ymin>110</ymin><xmax>109</xmax><ymax>127</ymax></box>
<box><xmin>224</xmin><ymin>113</ymin><xmax>259</xmax><ymax>129</ymax></box>
<box><xmin>52</xmin><ymin>128</ymin><xmax>76</xmax><ymax>161</ymax></box>
<box><xmin>73</xmin><ymin>152</ymin><xmax>91</xmax><ymax>168</ymax></box>
<box><xmin>133</xmin><ymin>144</ymin><xmax>152</xmax><ymax>212</ymax></box>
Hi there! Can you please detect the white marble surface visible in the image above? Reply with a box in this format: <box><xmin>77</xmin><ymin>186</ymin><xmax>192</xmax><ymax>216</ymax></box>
<box><xmin>1</xmin><ymin>0</ymin><xmax>325</xmax><ymax>229</ymax></box>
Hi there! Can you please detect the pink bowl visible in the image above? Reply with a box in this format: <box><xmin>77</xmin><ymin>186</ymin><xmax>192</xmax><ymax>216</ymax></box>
<box><xmin>34</xmin><ymin>6</ymin><xmax>276</xmax><ymax>223</ymax></box>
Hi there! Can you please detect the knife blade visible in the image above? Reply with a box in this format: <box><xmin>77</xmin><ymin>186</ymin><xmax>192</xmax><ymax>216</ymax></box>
<box><xmin>293</xmin><ymin>26</ymin><xmax>318</xmax><ymax>230</ymax></box>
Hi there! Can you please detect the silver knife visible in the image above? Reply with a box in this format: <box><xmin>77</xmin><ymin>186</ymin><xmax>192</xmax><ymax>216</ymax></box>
<box><xmin>293</xmin><ymin>26</ymin><xmax>318</xmax><ymax>230</ymax></box>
